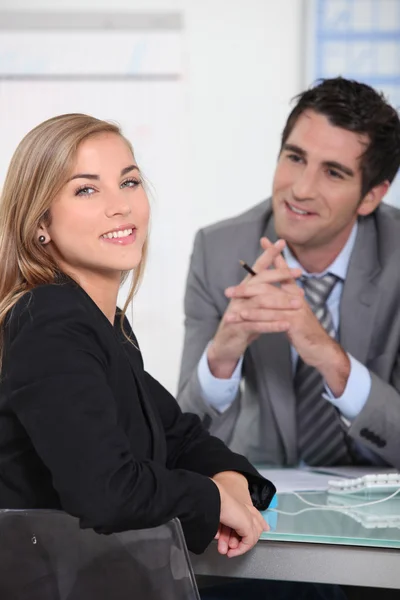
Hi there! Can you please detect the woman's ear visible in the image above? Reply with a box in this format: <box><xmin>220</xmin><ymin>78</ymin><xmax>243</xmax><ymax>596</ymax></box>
<box><xmin>357</xmin><ymin>180</ymin><xmax>390</xmax><ymax>216</ymax></box>
<box><xmin>37</xmin><ymin>224</ymin><xmax>51</xmax><ymax>245</ymax></box>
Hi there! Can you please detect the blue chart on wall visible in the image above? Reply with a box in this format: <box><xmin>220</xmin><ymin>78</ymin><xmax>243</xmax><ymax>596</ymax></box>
<box><xmin>308</xmin><ymin>0</ymin><xmax>400</xmax><ymax>207</ymax></box>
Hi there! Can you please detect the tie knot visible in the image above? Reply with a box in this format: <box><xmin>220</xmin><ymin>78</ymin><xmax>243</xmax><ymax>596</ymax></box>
<box><xmin>301</xmin><ymin>273</ymin><xmax>338</xmax><ymax>308</ymax></box>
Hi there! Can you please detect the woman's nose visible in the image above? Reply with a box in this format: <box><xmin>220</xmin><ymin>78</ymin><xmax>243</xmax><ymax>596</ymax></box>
<box><xmin>105</xmin><ymin>191</ymin><xmax>132</xmax><ymax>218</ymax></box>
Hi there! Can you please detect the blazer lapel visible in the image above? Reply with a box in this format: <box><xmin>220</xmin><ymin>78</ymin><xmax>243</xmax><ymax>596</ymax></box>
<box><xmin>74</xmin><ymin>287</ymin><xmax>166</xmax><ymax>463</ymax></box>
<box><xmin>339</xmin><ymin>216</ymin><xmax>382</xmax><ymax>363</ymax></box>
<box><xmin>118</xmin><ymin>332</ymin><xmax>166</xmax><ymax>464</ymax></box>
<box><xmin>252</xmin><ymin>213</ymin><xmax>297</xmax><ymax>464</ymax></box>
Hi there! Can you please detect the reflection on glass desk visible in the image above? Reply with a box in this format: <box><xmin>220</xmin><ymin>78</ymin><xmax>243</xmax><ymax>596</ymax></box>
<box><xmin>191</xmin><ymin>490</ymin><xmax>400</xmax><ymax>589</ymax></box>
<box><xmin>261</xmin><ymin>492</ymin><xmax>400</xmax><ymax>548</ymax></box>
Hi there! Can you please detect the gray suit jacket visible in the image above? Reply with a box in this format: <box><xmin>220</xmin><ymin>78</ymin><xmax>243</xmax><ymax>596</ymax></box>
<box><xmin>177</xmin><ymin>199</ymin><xmax>400</xmax><ymax>467</ymax></box>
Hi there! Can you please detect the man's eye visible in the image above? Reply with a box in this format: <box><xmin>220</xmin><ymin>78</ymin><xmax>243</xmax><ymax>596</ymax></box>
<box><xmin>75</xmin><ymin>186</ymin><xmax>96</xmax><ymax>196</ymax></box>
<box><xmin>287</xmin><ymin>153</ymin><xmax>303</xmax><ymax>163</ymax></box>
<box><xmin>327</xmin><ymin>169</ymin><xmax>343</xmax><ymax>179</ymax></box>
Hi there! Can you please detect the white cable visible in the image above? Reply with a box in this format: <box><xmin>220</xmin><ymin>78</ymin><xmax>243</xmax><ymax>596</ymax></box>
<box><xmin>268</xmin><ymin>487</ymin><xmax>400</xmax><ymax>517</ymax></box>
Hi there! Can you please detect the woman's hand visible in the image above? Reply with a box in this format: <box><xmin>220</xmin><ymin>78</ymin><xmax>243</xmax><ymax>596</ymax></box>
<box><xmin>212</xmin><ymin>471</ymin><xmax>251</xmax><ymax>505</ymax></box>
<box><xmin>212</xmin><ymin>472</ymin><xmax>268</xmax><ymax>558</ymax></box>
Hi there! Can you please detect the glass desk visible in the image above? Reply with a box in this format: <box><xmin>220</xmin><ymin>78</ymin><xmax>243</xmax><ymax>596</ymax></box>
<box><xmin>191</xmin><ymin>492</ymin><xmax>400</xmax><ymax>589</ymax></box>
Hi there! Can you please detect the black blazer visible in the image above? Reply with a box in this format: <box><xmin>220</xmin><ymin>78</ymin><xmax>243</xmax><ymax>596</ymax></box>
<box><xmin>0</xmin><ymin>280</ymin><xmax>274</xmax><ymax>554</ymax></box>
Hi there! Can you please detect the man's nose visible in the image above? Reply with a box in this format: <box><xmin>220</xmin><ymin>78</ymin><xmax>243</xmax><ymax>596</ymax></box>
<box><xmin>291</xmin><ymin>166</ymin><xmax>317</xmax><ymax>201</ymax></box>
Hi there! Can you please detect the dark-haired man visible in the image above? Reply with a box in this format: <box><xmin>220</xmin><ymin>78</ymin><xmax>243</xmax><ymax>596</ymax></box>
<box><xmin>178</xmin><ymin>77</ymin><xmax>400</xmax><ymax>467</ymax></box>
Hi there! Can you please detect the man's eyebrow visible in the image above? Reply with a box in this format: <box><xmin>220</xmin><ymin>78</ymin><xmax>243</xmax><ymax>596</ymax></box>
<box><xmin>322</xmin><ymin>161</ymin><xmax>354</xmax><ymax>177</ymax></box>
<box><xmin>282</xmin><ymin>143</ymin><xmax>306</xmax><ymax>157</ymax></box>
<box><xmin>282</xmin><ymin>143</ymin><xmax>354</xmax><ymax>177</ymax></box>
<box><xmin>69</xmin><ymin>165</ymin><xmax>139</xmax><ymax>181</ymax></box>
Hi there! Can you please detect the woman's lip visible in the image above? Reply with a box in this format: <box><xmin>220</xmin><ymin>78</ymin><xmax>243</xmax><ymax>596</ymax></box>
<box><xmin>101</xmin><ymin>223</ymin><xmax>136</xmax><ymax>236</ymax></box>
<box><xmin>101</xmin><ymin>229</ymin><xmax>137</xmax><ymax>245</ymax></box>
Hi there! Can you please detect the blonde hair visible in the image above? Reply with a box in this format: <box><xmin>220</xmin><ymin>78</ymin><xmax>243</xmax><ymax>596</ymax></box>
<box><xmin>0</xmin><ymin>113</ymin><xmax>148</xmax><ymax>365</ymax></box>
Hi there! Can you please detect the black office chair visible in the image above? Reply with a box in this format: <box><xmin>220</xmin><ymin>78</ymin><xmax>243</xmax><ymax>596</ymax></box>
<box><xmin>0</xmin><ymin>509</ymin><xmax>200</xmax><ymax>600</ymax></box>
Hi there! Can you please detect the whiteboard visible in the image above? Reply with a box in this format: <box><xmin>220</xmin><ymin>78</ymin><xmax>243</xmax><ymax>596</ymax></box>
<box><xmin>0</xmin><ymin>20</ymin><xmax>190</xmax><ymax>394</ymax></box>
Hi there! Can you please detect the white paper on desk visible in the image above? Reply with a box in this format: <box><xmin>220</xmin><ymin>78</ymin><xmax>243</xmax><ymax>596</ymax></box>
<box><xmin>258</xmin><ymin>468</ymin><xmax>333</xmax><ymax>492</ymax></box>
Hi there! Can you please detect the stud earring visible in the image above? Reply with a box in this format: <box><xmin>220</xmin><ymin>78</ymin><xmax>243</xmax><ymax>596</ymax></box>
<box><xmin>38</xmin><ymin>235</ymin><xmax>46</xmax><ymax>244</ymax></box>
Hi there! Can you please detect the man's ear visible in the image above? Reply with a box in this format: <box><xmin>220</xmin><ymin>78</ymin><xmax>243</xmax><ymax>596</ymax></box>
<box><xmin>357</xmin><ymin>180</ymin><xmax>390</xmax><ymax>216</ymax></box>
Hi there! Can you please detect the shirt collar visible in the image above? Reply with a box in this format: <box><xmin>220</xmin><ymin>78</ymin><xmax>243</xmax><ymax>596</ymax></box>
<box><xmin>282</xmin><ymin>222</ymin><xmax>358</xmax><ymax>280</ymax></box>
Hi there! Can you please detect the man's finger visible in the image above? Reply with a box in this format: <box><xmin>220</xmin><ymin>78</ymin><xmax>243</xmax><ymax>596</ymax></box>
<box><xmin>223</xmin><ymin>319</ymin><xmax>291</xmax><ymax>334</ymax></box>
<box><xmin>226</xmin><ymin>283</ymin><xmax>303</xmax><ymax>302</ymax></box>
<box><xmin>251</xmin><ymin>238</ymin><xmax>286</xmax><ymax>274</ymax></box>
<box><xmin>226</xmin><ymin>268</ymin><xmax>302</xmax><ymax>298</ymax></box>
<box><xmin>238</xmin><ymin>308</ymin><xmax>297</xmax><ymax>323</ymax></box>
<box><xmin>261</xmin><ymin>236</ymin><xmax>301</xmax><ymax>294</ymax></box>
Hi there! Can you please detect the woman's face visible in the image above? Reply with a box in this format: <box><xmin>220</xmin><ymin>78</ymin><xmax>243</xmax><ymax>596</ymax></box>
<box><xmin>42</xmin><ymin>132</ymin><xmax>150</xmax><ymax>282</ymax></box>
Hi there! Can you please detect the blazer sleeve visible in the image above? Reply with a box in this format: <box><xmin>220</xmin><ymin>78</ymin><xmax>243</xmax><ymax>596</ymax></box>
<box><xmin>176</xmin><ymin>229</ymin><xmax>242</xmax><ymax>442</ymax></box>
<box><xmin>144</xmin><ymin>372</ymin><xmax>275</xmax><ymax>512</ymax></box>
<box><xmin>4</xmin><ymin>287</ymin><xmax>221</xmax><ymax>554</ymax></box>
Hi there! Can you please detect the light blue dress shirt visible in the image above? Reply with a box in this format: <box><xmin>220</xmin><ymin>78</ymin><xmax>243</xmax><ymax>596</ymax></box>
<box><xmin>197</xmin><ymin>222</ymin><xmax>372</xmax><ymax>420</ymax></box>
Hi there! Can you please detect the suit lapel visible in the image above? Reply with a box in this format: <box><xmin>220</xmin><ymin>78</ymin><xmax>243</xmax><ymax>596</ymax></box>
<box><xmin>339</xmin><ymin>216</ymin><xmax>382</xmax><ymax>363</ymax></box>
<box><xmin>252</xmin><ymin>213</ymin><xmax>297</xmax><ymax>464</ymax></box>
<box><xmin>243</xmin><ymin>211</ymin><xmax>382</xmax><ymax>464</ymax></box>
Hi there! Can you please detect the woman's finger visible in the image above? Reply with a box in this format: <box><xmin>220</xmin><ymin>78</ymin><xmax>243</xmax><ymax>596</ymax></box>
<box><xmin>228</xmin><ymin>529</ymin><xmax>241</xmax><ymax>549</ymax></box>
<box><xmin>214</xmin><ymin>523</ymin><xmax>221</xmax><ymax>540</ymax></box>
<box><xmin>217</xmin><ymin>524</ymin><xmax>233</xmax><ymax>555</ymax></box>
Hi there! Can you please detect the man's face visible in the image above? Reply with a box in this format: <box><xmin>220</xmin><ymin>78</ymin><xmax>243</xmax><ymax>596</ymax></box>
<box><xmin>272</xmin><ymin>110</ymin><xmax>371</xmax><ymax>252</ymax></box>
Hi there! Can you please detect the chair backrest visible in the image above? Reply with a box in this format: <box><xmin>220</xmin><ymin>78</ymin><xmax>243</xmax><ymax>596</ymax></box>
<box><xmin>0</xmin><ymin>509</ymin><xmax>200</xmax><ymax>600</ymax></box>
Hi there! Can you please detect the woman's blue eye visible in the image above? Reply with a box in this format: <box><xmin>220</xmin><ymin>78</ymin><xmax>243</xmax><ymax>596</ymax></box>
<box><xmin>75</xmin><ymin>186</ymin><xmax>96</xmax><ymax>196</ymax></box>
<box><xmin>74</xmin><ymin>178</ymin><xmax>141</xmax><ymax>196</ymax></box>
<box><xmin>121</xmin><ymin>178</ymin><xmax>141</xmax><ymax>188</ymax></box>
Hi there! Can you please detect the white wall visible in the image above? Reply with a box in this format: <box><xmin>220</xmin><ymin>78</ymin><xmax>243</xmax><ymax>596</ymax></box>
<box><xmin>0</xmin><ymin>0</ymin><xmax>303</xmax><ymax>392</ymax></box>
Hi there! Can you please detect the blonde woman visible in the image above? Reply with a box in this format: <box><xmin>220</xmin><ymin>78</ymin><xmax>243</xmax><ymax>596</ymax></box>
<box><xmin>0</xmin><ymin>114</ymin><xmax>274</xmax><ymax>560</ymax></box>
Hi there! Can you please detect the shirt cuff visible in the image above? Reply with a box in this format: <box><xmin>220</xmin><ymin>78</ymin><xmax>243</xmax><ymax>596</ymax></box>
<box><xmin>197</xmin><ymin>345</ymin><xmax>243</xmax><ymax>413</ymax></box>
<box><xmin>323</xmin><ymin>353</ymin><xmax>371</xmax><ymax>421</ymax></box>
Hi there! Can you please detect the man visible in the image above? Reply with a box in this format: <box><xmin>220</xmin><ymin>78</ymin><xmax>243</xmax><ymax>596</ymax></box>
<box><xmin>177</xmin><ymin>77</ymin><xmax>400</xmax><ymax>467</ymax></box>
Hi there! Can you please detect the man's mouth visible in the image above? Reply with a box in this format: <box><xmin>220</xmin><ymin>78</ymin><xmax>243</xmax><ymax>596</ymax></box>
<box><xmin>285</xmin><ymin>201</ymin><xmax>316</xmax><ymax>216</ymax></box>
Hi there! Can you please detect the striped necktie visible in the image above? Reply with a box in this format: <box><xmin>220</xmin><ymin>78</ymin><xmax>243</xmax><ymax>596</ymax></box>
<box><xmin>295</xmin><ymin>274</ymin><xmax>352</xmax><ymax>466</ymax></box>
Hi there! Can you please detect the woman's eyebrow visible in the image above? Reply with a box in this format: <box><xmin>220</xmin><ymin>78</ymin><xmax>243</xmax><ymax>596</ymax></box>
<box><xmin>69</xmin><ymin>165</ymin><xmax>139</xmax><ymax>181</ymax></box>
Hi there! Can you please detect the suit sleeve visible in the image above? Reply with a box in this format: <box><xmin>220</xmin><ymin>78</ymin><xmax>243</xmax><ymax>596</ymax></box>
<box><xmin>176</xmin><ymin>229</ymin><xmax>242</xmax><ymax>442</ymax></box>
<box><xmin>348</xmin><ymin>354</ymin><xmax>400</xmax><ymax>468</ymax></box>
<box><xmin>4</xmin><ymin>289</ymin><xmax>221</xmax><ymax>554</ymax></box>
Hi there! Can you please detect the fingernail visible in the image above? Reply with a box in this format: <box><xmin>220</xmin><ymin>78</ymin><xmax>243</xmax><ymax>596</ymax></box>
<box><xmin>219</xmin><ymin>541</ymin><xmax>228</xmax><ymax>553</ymax></box>
<box><xmin>225</xmin><ymin>288</ymin><xmax>234</xmax><ymax>297</ymax></box>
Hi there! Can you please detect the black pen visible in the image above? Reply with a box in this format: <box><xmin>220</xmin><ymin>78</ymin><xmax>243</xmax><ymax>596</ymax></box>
<box><xmin>239</xmin><ymin>260</ymin><xmax>256</xmax><ymax>277</ymax></box>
